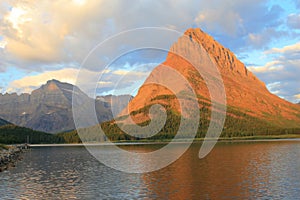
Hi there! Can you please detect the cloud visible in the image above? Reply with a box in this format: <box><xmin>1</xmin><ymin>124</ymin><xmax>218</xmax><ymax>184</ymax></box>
<box><xmin>287</xmin><ymin>14</ymin><xmax>300</xmax><ymax>29</ymax></box>
<box><xmin>0</xmin><ymin>40</ymin><xmax>7</xmax><ymax>49</ymax></box>
<box><xmin>95</xmin><ymin>63</ymin><xmax>158</xmax><ymax>95</ymax></box>
<box><xmin>265</xmin><ymin>81</ymin><xmax>296</xmax><ymax>101</ymax></box>
<box><xmin>0</xmin><ymin>0</ymin><xmax>107</xmax><ymax>65</ymax></box>
<box><xmin>0</xmin><ymin>0</ymin><xmax>200</xmax><ymax>70</ymax></box>
<box><xmin>192</xmin><ymin>0</ymin><xmax>294</xmax><ymax>54</ymax></box>
<box><xmin>248</xmin><ymin>43</ymin><xmax>300</xmax><ymax>102</ymax></box>
<box><xmin>112</xmin><ymin>70</ymin><xmax>148</xmax><ymax>77</ymax></box>
<box><xmin>98</xmin><ymin>81</ymin><xmax>113</xmax><ymax>87</ymax></box>
<box><xmin>194</xmin><ymin>0</ymin><xmax>283</xmax><ymax>37</ymax></box>
<box><xmin>294</xmin><ymin>94</ymin><xmax>300</xmax><ymax>100</ymax></box>
<box><xmin>5</xmin><ymin>68</ymin><xmax>80</xmax><ymax>94</ymax></box>
<box><xmin>0</xmin><ymin>0</ymin><xmax>289</xmax><ymax>71</ymax></box>
<box><xmin>266</xmin><ymin>82</ymin><xmax>282</xmax><ymax>95</ymax></box>
<box><xmin>264</xmin><ymin>43</ymin><xmax>300</xmax><ymax>54</ymax></box>
<box><xmin>247</xmin><ymin>28</ymin><xmax>288</xmax><ymax>49</ymax></box>
<box><xmin>194</xmin><ymin>8</ymin><xmax>243</xmax><ymax>37</ymax></box>
<box><xmin>5</xmin><ymin>62</ymin><xmax>158</xmax><ymax>96</ymax></box>
<box><xmin>248</xmin><ymin>61</ymin><xmax>284</xmax><ymax>73</ymax></box>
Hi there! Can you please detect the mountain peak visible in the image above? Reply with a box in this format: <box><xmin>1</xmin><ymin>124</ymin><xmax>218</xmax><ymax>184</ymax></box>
<box><xmin>183</xmin><ymin>28</ymin><xmax>265</xmax><ymax>85</ymax></box>
<box><xmin>119</xmin><ymin>27</ymin><xmax>300</xmax><ymax>127</ymax></box>
<box><xmin>41</xmin><ymin>79</ymin><xmax>77</xmax><ymax>96</ymax></box>
<box><xmin>47</xmin><ymin>79</ymin><xmax>60</xmax><ymax>84</ymax></box>
<box><xmin>45</xmin><ymin>80</ymin><xmax>60</xmax><ymax>91</ymax></box>
<box><xmin>45</xmin><ymin>79</ymin><xmax>73</xmax><ymax>89</ymax></box>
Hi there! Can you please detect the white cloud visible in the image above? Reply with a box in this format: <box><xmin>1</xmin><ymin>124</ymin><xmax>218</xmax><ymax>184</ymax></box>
<box><xmin>0</xmin><ymin>0</ymin><xmax>285</xmax><ymax>70</ymax></box>
<box><xmin>0</xmin><ymin>40</ymin><xmax>7</xmax><ymax>49</ymax></box>
<box><xmin>5</xmin><ymin>62</ymin><xmax>158</xmax><ymax>96</ymax></box>
<box><xmin>5</xmin><ymin>68</ymin><xmax>80</xmax><ymax>94</ymax></box>
<box><xmin>95</xmin><ymin>63</ymin><xmax>157</xmax><ymax>95</ymax></box>
<box><xmin>1</xmin><ymin>0</ymin><xmax>106</xmax><ymax>63</ymax></box>
<box><xmin>113</xmin><ymin>70</ymin><xmax>148</xmax><ymax>77</ymax></box>
<box><xmin>247</xmin><ymin>28</ymin><xmax>287</xmax><ymax>49</ymax></box>
<box><xmin>264</xmin><ymin>43</ymin><xmax>300</xmax><ymax>54</ymax></box>
<box><xmin>193</xmin><ymin>0</ymin><xmax>283</xmax><ymax>38</ymax></box>
<box><xmin>287</xmin><ymin>14</ymin><xmax>300</xmax><ymax>29</ymax></box>
<box><xmin>72</xmin><ymin>0</ymin><xmax>87</xmax><ymax>6</ymax></box>
<box><xmin>266</xmin><ymin>82</ymin><xmax>281</xmax><ymax>95</ymax></box>
<box><xmin>248</xmin><ymin>43</ymin><xmax>300</xmax><ymax>102</ymax></box>
<box><xmin>0</xmin><ymin>0</ymin><xmax>199</xmax><ymax>69</ymax></box>
<box><xmin>113</xmin><ymin>70</ymin><xmax>132</xmax><ymax>76</ymax></box>
<box><xmin>5</xmin><ymin>67</ymin><xmax>110</xmax><ymax>95</ymax></box>
<box><xmin>194</xmin><ymin>6</ymin><xmax>244</xmax><ymax>36</ymax></box>
<box><xmin>5</xmin><ymin>7</ymin><xmax>32</xmax><ymax>35</ymax></box>
<box><xmin>248</xmin><ymin>61</ymin><xmax>284</xmax><ymax>73</ymax></box>
<box><xmin>97</xmin><ymin>81</ymin><xmax>113</xmax><ymax>87</ymax></box>
<box><xmin>294</xmin><ymin>94</ymin><xmax>300</xmax><ymax>100</ymax></box>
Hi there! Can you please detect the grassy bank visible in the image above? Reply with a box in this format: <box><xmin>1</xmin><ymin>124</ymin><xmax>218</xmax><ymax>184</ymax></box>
<box><xmin>109</xmin><ymin>134</ymin><xmax>300</xmax><ymax>144</ymax></box>
<box><xmin>0</xmin><ymin>144</ymin><xmax>8</xmax><ymax>150</ymax></box>
<box><xmin>215</xmin><ymin>134</ymin><xmax>300</xmax><ymax>141</ymax></box>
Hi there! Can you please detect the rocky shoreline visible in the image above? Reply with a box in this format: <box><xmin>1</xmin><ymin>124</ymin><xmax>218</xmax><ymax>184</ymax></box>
<box><xmin>0</xmin><ymin>144</ymin><xmax>28</xmax><ymax>172</ymax></box>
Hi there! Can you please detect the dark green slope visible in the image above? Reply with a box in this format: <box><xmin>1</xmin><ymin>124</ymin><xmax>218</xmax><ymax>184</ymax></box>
<box><xmin>99</xmin><ymin>95</ymin><xmax>300</xmax><ymax>141</ymax></box>
<box><xmin>0</xmin><ymin>118</ymin><xmax>63</xmax><ymax>144</ymax></box>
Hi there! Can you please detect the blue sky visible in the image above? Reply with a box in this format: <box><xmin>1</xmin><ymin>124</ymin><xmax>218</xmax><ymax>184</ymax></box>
<box><xmin>0</xmin><ymin>0</ymin><xmax>299</xmax><ymax>102</ymax></box>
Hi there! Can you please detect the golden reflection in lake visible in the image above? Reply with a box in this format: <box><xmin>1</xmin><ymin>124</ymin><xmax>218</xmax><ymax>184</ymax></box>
<box><xmin>140</xmin><ymin>141</ymin><xmax>300</xmax><ymax>199</ymax></box>
<box><xmin>1</xmin><ymin>141</ymin><xmax>299</xmax><ymax>199</ymax></box>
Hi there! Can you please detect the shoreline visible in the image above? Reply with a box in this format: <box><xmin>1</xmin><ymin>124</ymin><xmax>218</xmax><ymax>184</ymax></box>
<box><xmin>29</xmin><ymin>134</ymin><xmax>300</xmax><ymax>147</ymax></box>
<box><xmin>0</xmin><ymin>144</ymin><xmax>28</xmax><ymax>172</ymax></box>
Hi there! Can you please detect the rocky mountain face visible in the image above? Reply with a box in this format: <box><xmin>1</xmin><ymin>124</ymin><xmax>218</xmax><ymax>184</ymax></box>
<box><xmin>119</xmin><ymin>28</ymin><xmax>300</xmax><ymax>132</ymax></box>
<box><xmin>0</xmin><ymin>80</ymin><xmax>129</xmax><ymax>133</ymax></box>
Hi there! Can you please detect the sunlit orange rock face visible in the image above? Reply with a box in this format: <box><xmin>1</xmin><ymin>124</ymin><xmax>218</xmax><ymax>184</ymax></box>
<box><xmin>122</xmin><ymin>28</ymin><xmax>300</xmax><ymax>127</ymax></box>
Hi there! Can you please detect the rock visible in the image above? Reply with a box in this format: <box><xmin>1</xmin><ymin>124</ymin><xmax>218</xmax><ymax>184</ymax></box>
<box><xmin>0</xmin><ymin>145</ymin><xmax>26</xmax><ymax>172</ymax></box>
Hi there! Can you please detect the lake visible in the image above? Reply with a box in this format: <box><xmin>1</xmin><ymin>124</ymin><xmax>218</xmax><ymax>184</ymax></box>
<box><xmin>0</xmin><ymin>140</ymin><xmax>299</xmax><ymax>199</ymax></box>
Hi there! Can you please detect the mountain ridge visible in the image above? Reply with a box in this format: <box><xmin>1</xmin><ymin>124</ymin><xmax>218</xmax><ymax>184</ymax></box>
<box><xmin>112</xmin><ymin>28</ymin><xmax>300</xmax><ymax>138</ymax></box>
<box><xmin>0</xmin><ymin>80</ymin><xmax>115</xmax><ymax>133</ymax></box>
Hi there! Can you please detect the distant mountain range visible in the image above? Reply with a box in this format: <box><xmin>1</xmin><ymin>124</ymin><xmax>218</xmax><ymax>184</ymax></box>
<box><xmin>0</xmin><ymin>80</ymin><xmax>132</xmax><ymax>133</ymax></box>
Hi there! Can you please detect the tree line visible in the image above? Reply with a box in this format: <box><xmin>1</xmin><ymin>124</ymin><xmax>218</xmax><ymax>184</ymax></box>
<box><xmin>1</xmin><ymin>94</ymin><xmax>299</xmax><ymax>144</ymax></box>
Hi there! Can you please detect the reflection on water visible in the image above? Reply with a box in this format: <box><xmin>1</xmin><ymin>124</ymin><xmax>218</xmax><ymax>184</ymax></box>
<box><xmin>0</xmin><ymin>141</ymin><xmax>299</xmax><ymax>199</ymax></box>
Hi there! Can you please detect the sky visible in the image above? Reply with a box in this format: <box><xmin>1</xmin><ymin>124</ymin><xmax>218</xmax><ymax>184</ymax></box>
<box><xmin>0</xmin><ymin>0</ymin><xmax>299</xmax><ymax>102</ymax></box>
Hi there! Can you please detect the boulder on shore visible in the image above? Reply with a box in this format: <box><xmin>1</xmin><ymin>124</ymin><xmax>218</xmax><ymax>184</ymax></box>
<box><xmin>0</xmin><ymin>145</ymin><xmax>25</xmax><ymax>172</ymax></box>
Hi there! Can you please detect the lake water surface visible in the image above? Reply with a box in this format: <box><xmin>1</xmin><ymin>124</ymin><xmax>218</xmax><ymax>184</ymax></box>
<box><xmin>0</xmin><ymin>140</ymin><xmax>299</xmax><ymax>199</ymax></box>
